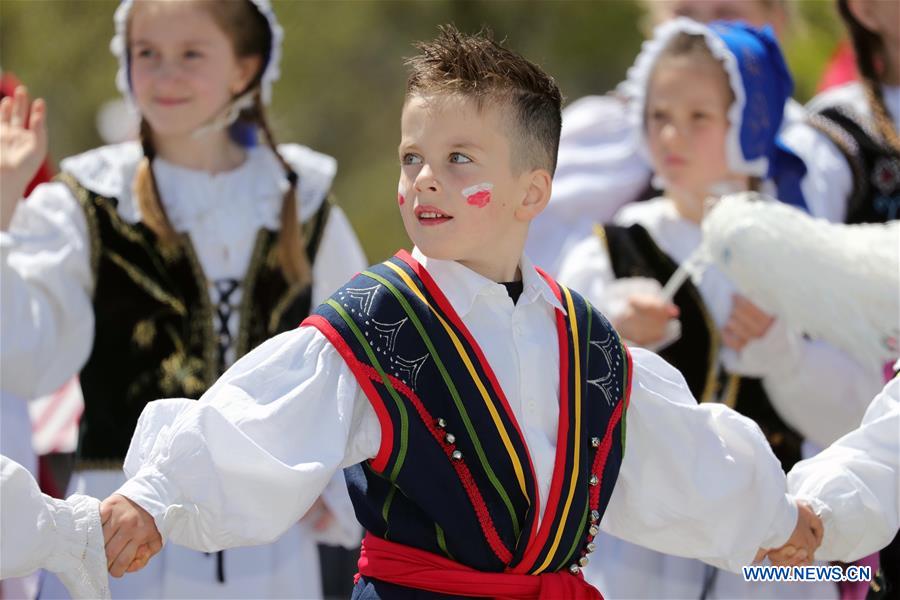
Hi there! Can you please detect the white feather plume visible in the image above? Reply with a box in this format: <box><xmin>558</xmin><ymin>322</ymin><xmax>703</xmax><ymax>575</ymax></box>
<box><xmin>702</xmin><ymin>193</ymin><xmax>899</xmax><ymax>371</ymax></box>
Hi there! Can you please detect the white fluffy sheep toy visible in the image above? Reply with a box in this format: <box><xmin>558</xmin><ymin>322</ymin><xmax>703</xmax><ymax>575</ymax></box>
<box><xmin>701</xmin><ymin>192</ymin><xmax>899</xmax><ymax>373</ymax></box>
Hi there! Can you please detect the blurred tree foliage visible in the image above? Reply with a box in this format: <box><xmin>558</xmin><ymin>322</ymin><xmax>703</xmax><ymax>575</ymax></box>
<box><xmin>0</xmin><ymin>0</ymin><xmax>843</xmax><ymax>262</ymax></box>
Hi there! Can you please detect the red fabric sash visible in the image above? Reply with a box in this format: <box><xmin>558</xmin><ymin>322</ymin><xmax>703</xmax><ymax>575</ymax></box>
<box><xmin>356</xmin><ymin>533</ymin><xmax>602</xmax><ymax>600</ymax></box>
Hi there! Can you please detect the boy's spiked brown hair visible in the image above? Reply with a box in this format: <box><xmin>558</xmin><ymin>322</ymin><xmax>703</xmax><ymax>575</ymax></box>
<box><xmin>405</xmin><ymin>25</ymin><xmax>563</xmax><ymax>174</ymax></box>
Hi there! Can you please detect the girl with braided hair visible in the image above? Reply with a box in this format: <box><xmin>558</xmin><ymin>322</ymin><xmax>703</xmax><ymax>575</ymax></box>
<box><xmin>0</xmin><ymin>1</ymin><xmax>363</xmax><ymax>597</ymax></box>
<box><xmin>793</xmin><ymin>0</ymin><xmax>900</xmax><ymax>225</ymax></box>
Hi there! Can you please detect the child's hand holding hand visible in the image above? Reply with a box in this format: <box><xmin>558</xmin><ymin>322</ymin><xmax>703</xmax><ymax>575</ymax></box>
<box><xmin>100</xmin><ymin>494</ymin><xmax>163</xmax><ymax>577</ymax></box>
<box><xmin>723</xmin><ymin>295</ymin><xmax>774</xmax><ymax>351</ymax></box>
<box><xmin>613</xmin><ymin>293</ymin><xmax>680</xmax><ymax>347</ymax></box>
<box><xmin>765</xmin><ymin>501</ymin><xmax>824</xmax><ymax>567</ymax></box>
<box><xmin>0</xmin><ymin>86</ymin><xmax>47</xmax><ymax>231</ymax></box>
<box><xmin>302</xmin><ymin>497</ymin><xmax>336</xmax><ymax>532</ymax></box>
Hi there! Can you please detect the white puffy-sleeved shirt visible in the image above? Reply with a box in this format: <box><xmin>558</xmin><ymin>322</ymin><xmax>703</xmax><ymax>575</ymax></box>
<box><xmin>0</xmin><ymin>141</ymin><xmax>367</xmax><ymax>400</ymax></box>
<box><xmin>558</xmin><ymin>199</ymin><xmax>883</xmax><ymax>448</ymax></box>
<box><xmin>526</xmin><ymin>93</ymin><xmax>653</xmax><ymax>275</ymax></box>
<box><xmin>0</xmin><ymin>456</ymin><xmax>109</xmax><ymax>598</ymax></box>
<box><xmin>116</xmin><ymin>248</ymin><xmax>798</xmax><ymax>574</ymax></box>
<box><xmin>789</xmin><ymin>376</ymin><xmax>900</xmax><ymax>562</ymax></box>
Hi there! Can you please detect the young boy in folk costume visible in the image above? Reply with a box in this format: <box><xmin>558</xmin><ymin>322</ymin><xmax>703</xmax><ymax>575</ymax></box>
<box><xmin>0</xmin><ymin>0</ymin><xmax>363</xmax><ymax>597</ymax></box>
<box><xmin>97</xmin><ymin>26</ymin><xmax>821</xmax><ymax>599</ymax></box>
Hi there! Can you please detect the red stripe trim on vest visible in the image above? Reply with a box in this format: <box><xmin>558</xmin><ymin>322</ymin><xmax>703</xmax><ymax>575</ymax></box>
<box><xmin>589</xmin><ymin>345</ymin><xmax>633</xmax><ymax>513</ymax></box>
<box><xmin>302</xmin><ymin>315</ymin><xmax>394</xmax><ymax>474</ymax></box>
<box><xmin>354</xmin><ymin>362</ymin><xmax>513</xmax><ymax>565</ymax></box>
<box><xmin>395</xmin><ymin>250</ymin><xmax>542</xmax><ymax>541</ymax></box>
<box><xmin>515</xmin><ymin>273</ymin><xmax>572</xmax><ymax>572</ymax></box>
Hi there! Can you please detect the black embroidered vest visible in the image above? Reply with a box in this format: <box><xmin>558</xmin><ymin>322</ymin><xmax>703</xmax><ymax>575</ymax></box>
<box><xmin>600</xmin><ymin>224</ymin><xmax>803</xmax><ymax>470</ymax></box>
<box><xmin>810</xmin><ymin>106</ymin><xmax>900</xmax><ymax>224</ymax></box>
<box><xmin>61</xmin><ymin>173</ymin><xmax>331</xmax><ymax>462</ymax></box>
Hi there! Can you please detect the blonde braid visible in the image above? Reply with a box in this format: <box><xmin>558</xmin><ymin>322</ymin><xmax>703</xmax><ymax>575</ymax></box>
<box><xmin>134</xmin><ymin>119</ymin><xmax>179</xmax><ymax>244</ymax></box>
<box><xmin>251</xmin><ymin>94</ymin><xmax>312</xmax><ymax>285</ymax></box>
<box><xmin>838</xmin><ymin>0</ymin><xmax>900</xmax><ymax>152</ymax></box>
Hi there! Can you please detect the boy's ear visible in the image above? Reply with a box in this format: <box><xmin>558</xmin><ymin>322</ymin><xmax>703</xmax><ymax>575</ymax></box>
<box><xmin>515</xmin><ymin>168</ymin><xmax>552</xmax><ymax>222</ymax></box>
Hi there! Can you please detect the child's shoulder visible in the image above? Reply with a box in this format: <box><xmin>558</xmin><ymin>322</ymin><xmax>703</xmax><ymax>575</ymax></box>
<box><xmin>560</xmin><ymin>93</ymin><xmax>632</xmax><ymax>142</ymax></box>
<box><xmin>58</xmin><ymin>141</ymin><xmax>143</xmax><ymax>200</ymax></box>
<box><xmin>806</xmin><ymin>82</ymin><xmax>869</xmax><ymax>118</ymax></box>
<box><xmin>274</xmin><ymin>143</ymin><xmax>337</xmax><ymax>188</ymax></box>
<box><xmin>612</xmin><ymin>197</ymin><xmax>675</xmax><ymax>229</ymax></box>
<box><xmin>270</xmin><ymin>143</ymin><xmax>338</xmax><ymax>218</ymax></box>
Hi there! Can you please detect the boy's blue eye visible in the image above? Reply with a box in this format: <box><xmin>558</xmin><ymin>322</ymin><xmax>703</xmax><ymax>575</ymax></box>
<box><xmin>401</xmin><ymin>153</ymin><xmax>422</xmax><ymax>165</ymax></box>
<box><xmin>449</xmin><ymin>152</ymin><xmax>472</xmax><ymax>164</ymax></box>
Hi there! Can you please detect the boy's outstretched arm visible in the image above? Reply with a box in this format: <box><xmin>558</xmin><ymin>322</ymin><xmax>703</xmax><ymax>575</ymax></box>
<box><xmin>103</xmin><ymin>327</ymin><xmax>375</xmax><ymax>572</ymax></box>
<box><xmin>599</xmin><ymin>348</ymin><xmax>818</xmax><ymax>572</ymax></box>
<box><xmin>1</xmin><ymin>456</ymin><xmax>110</xmax><ymax>597</ymax></box>
<box><xmin>785</xmin><ymin>376</ymin><xmax>899</xmax><ymax>563</ymax></box>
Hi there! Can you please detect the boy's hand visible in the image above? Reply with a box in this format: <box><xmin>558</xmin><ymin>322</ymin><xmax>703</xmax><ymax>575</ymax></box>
<box><xmin>722</xmin><ymin>295</ymin><xmax>774</xmax><ymax>351</ymax></box>
<box><xmin>613</xmin><ymin>293</ymin><xmax>679</xmax><ymax>347</ymax></box>
<box><xmin>0</xmin><ymin>86</ymin><xmax>47</xmax><ymax>231</ymax></box>
<box><xmin>766</xmin><ymin>501</ymin><xmax>824</xmax><ymax>567</ymax></box>
<box><xmin>100</xmin><ymin>494</ymin><xmax>163</xmax><ymax>577</ymax></box>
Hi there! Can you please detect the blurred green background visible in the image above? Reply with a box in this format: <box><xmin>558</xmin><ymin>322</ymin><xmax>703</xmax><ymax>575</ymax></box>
<box><xmin>0</xmin><ymin>0</ymin><xmax>845</xmax><ymax>262</ymax></box>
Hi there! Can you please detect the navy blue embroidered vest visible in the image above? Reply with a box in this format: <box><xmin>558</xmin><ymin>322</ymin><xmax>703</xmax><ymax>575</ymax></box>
<box><xmin>304</xmin><ymin>251</ymin><xmax>631</xmax><ymax>591</ymax></box>
<box><xmin>600</xmin><ymin>224</ymin><xmax>803</xmax><ymax>470</ymax></box>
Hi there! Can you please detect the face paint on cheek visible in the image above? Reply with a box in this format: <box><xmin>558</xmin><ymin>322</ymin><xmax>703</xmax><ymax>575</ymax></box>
<box><xmin>397</xmin><ymin>182</ymin><xmax>406</xmax><ymax>206</ymax></box>
<box><xmin>462</xmin><ymin>182</ymin><xmax>493</xmax><ymax>208</ymax></box>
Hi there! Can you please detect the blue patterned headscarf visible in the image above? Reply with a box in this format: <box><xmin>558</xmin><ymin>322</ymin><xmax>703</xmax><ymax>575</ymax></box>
<box><xmin>624</xmin><ymin>18</ymin><xmax>808</xmax><ymax>211</ymax></box>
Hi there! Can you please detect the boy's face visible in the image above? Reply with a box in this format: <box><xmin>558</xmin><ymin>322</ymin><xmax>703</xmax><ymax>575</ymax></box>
<box><xmin>398</xmin><ymin>94</ymin><xmax>544</xmax><ymax>278</ymax></box>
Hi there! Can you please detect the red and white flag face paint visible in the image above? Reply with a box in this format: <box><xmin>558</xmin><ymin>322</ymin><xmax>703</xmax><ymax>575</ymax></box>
<box><xmin>398</xmin><ymin>181</ymin><xmax>406</xmax><ymax>206</ymax></box>
<box><xmin>462</xmin><ymin>182</ymin><xmax>493</xmax><ymax>208</ymax></box>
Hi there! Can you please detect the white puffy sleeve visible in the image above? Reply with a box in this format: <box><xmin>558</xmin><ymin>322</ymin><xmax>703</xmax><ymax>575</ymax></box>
<box><xmin>527</xmin><ymin>94</ymin><xmax>653</xmax><ymax>275</ymax></box>
<box><xmin>557</xmin><ymin>232</ymin><xmax>617</xmax><ymax>315</ymax></box>
<box><xmin>115</xmin><ymin>325</ymin><xmax>379</xmax><ymax>552</ymax></box>
<box><xmin>550</xmin><ymin>95</ymin><xmax>652</xmax><ymax>224</ymax></box>
<box><xmin>0</xmin><ymin>456</ymin><xmax>109</xmax><ymax>598</ymax></box>
<box><xmin>788</xmin><ymin>377</ymin><xmax>900</xmax><ymax>562</ymax></box>
<box><xmin>308</xmin><ymin>202</ymin><xmax>368</xmax><ymax>547</ymax></box>
<box><xmin>600</xmin><ymin>349</ymin><xmax>797</xmax><ymax>573</ymax></box>
<box><xmin>0</xmin><ymin>182</ymin><xmax>95</xmax><ymax>399</ymax></box>
<box><xmin>722</xmin><ymin>317</ymin><xmax>885</xmax><ymax>448</ymax></box>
